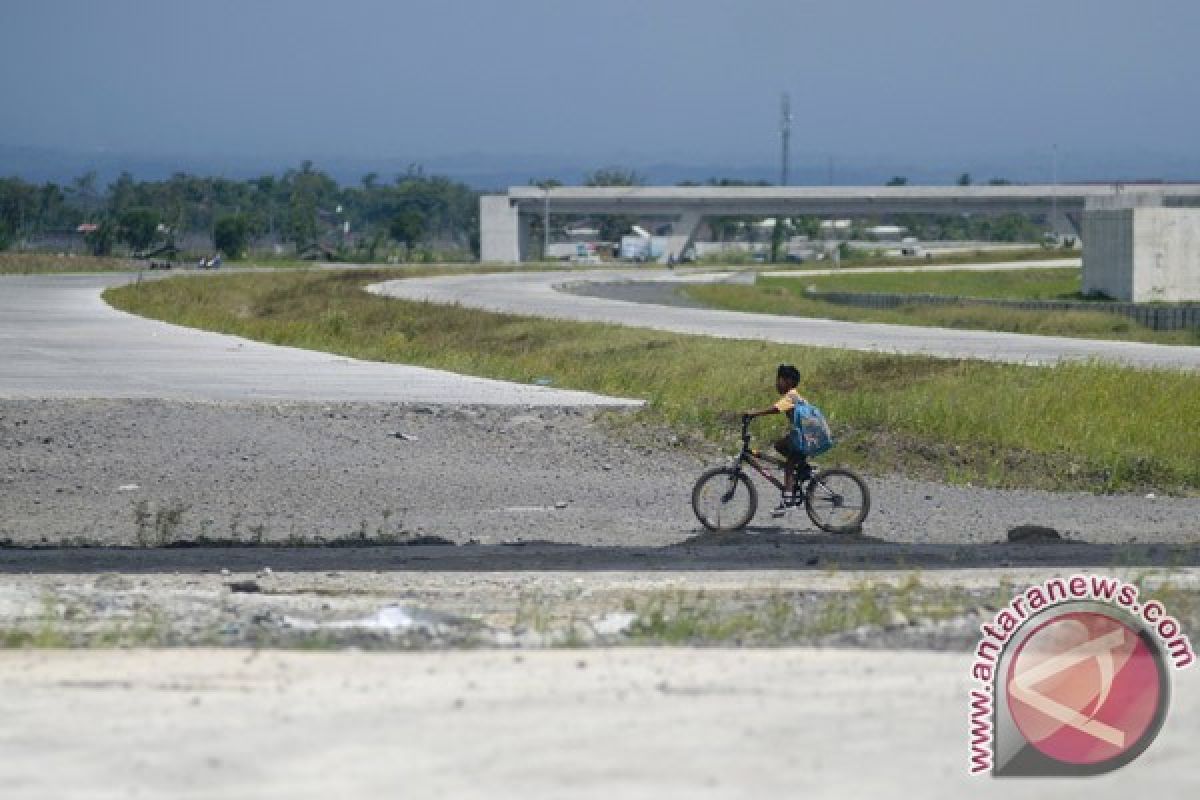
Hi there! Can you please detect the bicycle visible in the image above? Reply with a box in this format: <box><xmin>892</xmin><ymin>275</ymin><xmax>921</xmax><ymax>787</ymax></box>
<box><xmin>691</xmin><ymin>415</ymin><xmax>870</xmax><ymax>534</ymax></box>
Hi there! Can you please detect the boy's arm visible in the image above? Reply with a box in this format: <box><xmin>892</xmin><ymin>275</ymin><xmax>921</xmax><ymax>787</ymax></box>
<box><xmin>746</xmin><ymin>390</ymin><xmax>805</xmax><ymax>419</ymax></box>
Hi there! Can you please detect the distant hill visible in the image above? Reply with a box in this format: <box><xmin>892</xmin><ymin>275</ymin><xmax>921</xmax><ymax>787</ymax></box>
<box><xmin>2</xmin><ymin>144</ymin><xmax>1198</xmax><ymax>190</ymax></box>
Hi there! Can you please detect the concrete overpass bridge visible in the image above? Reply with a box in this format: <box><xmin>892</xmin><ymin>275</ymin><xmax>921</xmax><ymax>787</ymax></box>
<box><xmin>481</xmin><ymin>183</ymin><xmax>1200</xmax><ymax>263</ymax></box>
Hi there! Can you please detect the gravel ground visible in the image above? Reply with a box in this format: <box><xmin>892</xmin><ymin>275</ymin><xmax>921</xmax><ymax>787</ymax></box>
<box><xmin>3</xmin><ymin>396</ymin><xmax>1198</xmax><ymax>651</ymax></box>
<box><xmin>3</xmin><ymin>398</ymin><xmax>1198</xmax><ymax>553</ymax></box>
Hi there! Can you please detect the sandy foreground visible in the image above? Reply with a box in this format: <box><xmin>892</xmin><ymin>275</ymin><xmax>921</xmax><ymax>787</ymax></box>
<box><xmin>1</xmin><ymin>647</ymin><xmax>1196</xmax><ymax>799</ymax></box>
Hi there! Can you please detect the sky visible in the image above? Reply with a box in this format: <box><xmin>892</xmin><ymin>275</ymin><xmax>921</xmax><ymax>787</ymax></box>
<box><xmin>2</xmin><ymin>0</ymin><xmax>1199</xmax><ymax>181</ymax></box>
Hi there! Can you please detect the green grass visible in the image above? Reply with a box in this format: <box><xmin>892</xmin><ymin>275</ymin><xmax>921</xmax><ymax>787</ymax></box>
<box><xmin>684</xmin><ymin>277</ymin><xmax>1200</xmax><ymax>346</ymax></box>
<box><xmin>751</xmin><ymin>246</ymin><xmax>1074</xmax><ymax>270</ymax></box>
<box><xmin>763</xmin><ymin>267</ymin><xmax>1085</xmax><ymax>300</ymax></box>
<box><xmin>622</xmin><ymin>581</ymin><xmax>997</xmax><ymax>645</ymax></box>
<box><xmin>104</xmin><ymin>269</ymin><xmax>1200</xmax><ymax>494</ymax></box>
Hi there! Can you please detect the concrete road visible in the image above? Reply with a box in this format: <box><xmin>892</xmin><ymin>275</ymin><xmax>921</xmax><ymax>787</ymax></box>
<box><xmin>1</xmin><ymin>648</ymin><xmax>1195</xmax><ymax>799</ymax></box>
<box><xmin>0</xmin><ymin>274</ymin><xmax>637</xmax><ymax>406</ymax></box>
<box><xmin>371</xmin><ymin>268</ymin><xmax>1200</xmax><ymax>370</ymax></box>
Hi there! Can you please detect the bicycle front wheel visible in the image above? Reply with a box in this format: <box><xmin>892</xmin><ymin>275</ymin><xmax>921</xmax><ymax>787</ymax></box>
<box><xmin>691</xmin><ymin>467</ymin><xmax>758</xmax><ymax>531</ymax></box>
<box><xmin>805</xmin><ymin>468</ymin><xmax>870</xmax><ymax>534</ymax></box>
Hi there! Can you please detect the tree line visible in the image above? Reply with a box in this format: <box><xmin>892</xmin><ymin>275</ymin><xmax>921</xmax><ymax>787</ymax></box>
<box><xmin>0</xmin><ymin>162</ymin><xmax>480</xmax><ymax>261</ymax></box>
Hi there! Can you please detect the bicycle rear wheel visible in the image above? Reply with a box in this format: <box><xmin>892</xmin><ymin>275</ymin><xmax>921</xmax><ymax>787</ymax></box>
<box><xmin>804</xmin><ymin>468</ymin><xmax>870</xmax><ymax>534</ymax></box>
<box><xmin>691</xmin><ymin>467</ymin><xmax>758</xmax><ymax>531</ymax></box>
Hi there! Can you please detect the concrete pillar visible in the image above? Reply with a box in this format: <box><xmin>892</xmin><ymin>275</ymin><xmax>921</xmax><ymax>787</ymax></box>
<box><xmin>480</xmin><ymin>195</ymin><xmax>521</xmax><ymax>263</ymax></box>
<box><xmin>518</xmin><ymin>213</ymin><xmax>535</xmax><ymax>262</ymax></box>
<box><xmin>664</xmin><ymin>210</ymin><xmax>705</xmax><ymax>262</ymax></box>
<box><xmin>1082</xmin><ymin>209</ymin><xmax>1134</xmax><ymax>299</ymax></box>
<box><xmin>1047</xmin><ymin>208</ymin><xmax>1082</xmax><ymax>239</ymax></box>
<box><xmin>1083</xmin><ymin>194</ymin><xmax>1200</xmax><ymax>301</ymax></box>
<box><xmin>1131</xmin><ymin>208</ymin><xmax>1200</xmax><ymax>301</ymax></box>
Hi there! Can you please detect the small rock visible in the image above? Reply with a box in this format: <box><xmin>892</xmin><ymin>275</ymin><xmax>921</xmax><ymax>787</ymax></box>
<box><xmin>228</xmin><ymin>580</ymin><xmax>262</xmax><ymax>594</ymax></box>
<box><xmin>591</xmin><ymin>611</ymin><xmax>637</xmax><ymax>636</ymax></box>
<box><xmin>885</xmin><ymin>610</ymin><xmax>909</xmax><ymax>629</ymax></box>
<box><xmin>219</xmin><ymin>568</ymin><xmax>231</xmax><ymax>577</ymax></box>
<box><xmin>1007</xmin><ymin>525</ymin><xmax>1062</xmax><ymax>543</ymax></box>
<box><xmin>554</xmin><ymin>501</ymin><xmax>569</xmax><ymax>510</ymax></box>
<box><xmin>852</xmin><ymin>624</ymin><xmax>881</xmax><ymax>640</ymax></box>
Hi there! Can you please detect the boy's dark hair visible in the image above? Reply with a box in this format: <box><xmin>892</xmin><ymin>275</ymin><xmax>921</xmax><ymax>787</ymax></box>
<box><xmin>777</xmin><ymin>364</ymin><xmax>800</xmax><ymax>385</ymax></box>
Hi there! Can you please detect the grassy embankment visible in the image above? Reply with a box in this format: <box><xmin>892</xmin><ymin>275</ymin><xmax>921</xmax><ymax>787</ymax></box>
<box><xmin>104</xmin><ymin>269</ymin><xmax>1200</xmax><ymax>495</ymax></box>
<box><xmin>684</xmin><ymin>269</ymin><xmax>1200</xmax><ymax>346</ymax></box>
<box><xmin>765</xmin><ymin>267</ymin><xmax>1085</xmax><ymax>299</ymax></box>
<box><xmin>0</xmin><ymin>253</ymin><xmax>141</xmax><ymax>274</ymax></box>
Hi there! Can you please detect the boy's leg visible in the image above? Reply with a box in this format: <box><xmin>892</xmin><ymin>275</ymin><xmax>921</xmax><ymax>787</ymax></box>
<box><xmin>796</xmin><ymin>456</ymin><xmax>812</xmax><ymax>481</ymax></box>
<box><xmin>774</xmin><ymin>436</ymin><xmax>798</xmax><ymax>501</ymax></box>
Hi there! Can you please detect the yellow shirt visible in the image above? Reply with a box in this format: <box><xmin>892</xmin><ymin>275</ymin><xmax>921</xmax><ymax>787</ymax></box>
<box><xmin>773</xmin><ymin>388</ymin><xmax>806</xmax><ymax>414</ymax></box>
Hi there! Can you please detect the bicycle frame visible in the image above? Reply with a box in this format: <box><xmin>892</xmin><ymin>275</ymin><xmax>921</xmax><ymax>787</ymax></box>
<box><xmin>733</xmin><ymin>416</ymin><xmax>792</xmax><ymax>493</ymax></box>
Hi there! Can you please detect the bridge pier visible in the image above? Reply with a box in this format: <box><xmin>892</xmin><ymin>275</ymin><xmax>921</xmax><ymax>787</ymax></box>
<box><xmin>480</xmin><ymin>195</ymin><xmax>522</xmax><ymax>263</ymax></box>
<box><xmin>1083</xmin><ymin>194</ymin><xmax>1200</xmax><ymax>302</ymax></box>
<box><xmin>664</xmin><ymin>210</ymin><xmax>705</xmax><ymax>262</ymax></box>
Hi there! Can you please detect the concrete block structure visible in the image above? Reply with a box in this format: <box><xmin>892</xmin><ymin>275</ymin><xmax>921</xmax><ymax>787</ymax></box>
<box><xmin>479</xmin><ymin>195</ymin><xmax>524</xmax><ymax>263</ymax></box>
<box><xmin>1083</xmin><ymin>196</ymin><xmax>1200</xmax><ymax>302</ymax></box>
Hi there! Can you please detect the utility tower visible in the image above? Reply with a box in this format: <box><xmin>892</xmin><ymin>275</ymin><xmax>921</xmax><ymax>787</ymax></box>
<box><xmin>780</xmin><ymin>92</ymin><xmax>792</xmax><ymax>186</ymax></box>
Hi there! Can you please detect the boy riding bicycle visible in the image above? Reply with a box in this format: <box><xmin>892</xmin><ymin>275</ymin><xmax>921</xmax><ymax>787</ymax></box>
<box><xmin>743</xmin><ymin>363</ymin><xmax>814</xmax><ymax>517</ymax></box>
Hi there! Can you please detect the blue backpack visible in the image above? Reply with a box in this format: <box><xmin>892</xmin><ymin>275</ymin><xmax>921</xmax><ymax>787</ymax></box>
<box><xmin>790</xmin><ymin>401</ymin><xmax>834</xmax><ymax>456</ymax></box>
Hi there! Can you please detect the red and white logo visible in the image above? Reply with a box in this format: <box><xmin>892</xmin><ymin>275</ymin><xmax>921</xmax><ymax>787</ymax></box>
<box><xmin>1006</xmin><ymin>611</ymin><xmax>1164</xmax><ymax>767</ymax></box>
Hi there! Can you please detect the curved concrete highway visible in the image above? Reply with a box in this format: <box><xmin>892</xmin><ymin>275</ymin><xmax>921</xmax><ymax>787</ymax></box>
<box><xmin>0</xmin><ymin>274</ymin><xmax>637</xmax><ymax>406</ymax></box>
<box><xmin>372</xmin><ymin>268</ymin><xmax>1200</xmax><ymax>371</ymax></box>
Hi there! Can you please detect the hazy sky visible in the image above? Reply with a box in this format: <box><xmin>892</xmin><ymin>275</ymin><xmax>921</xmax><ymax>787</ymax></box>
<box><xmin>3</xmin><ymin>0</ymin><xmax>1198</xmax><ymax>170</ymax></box>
